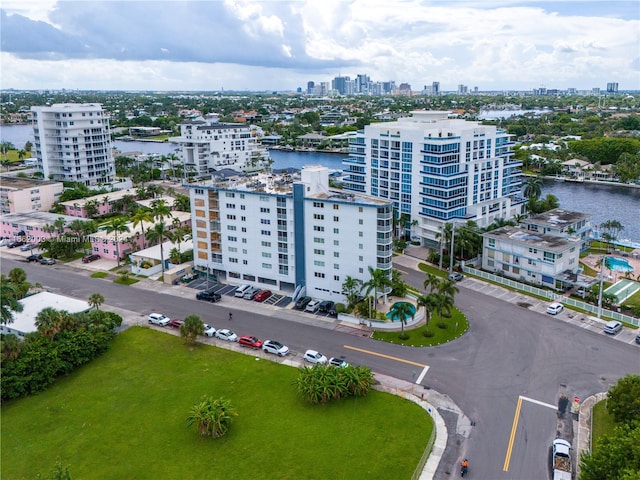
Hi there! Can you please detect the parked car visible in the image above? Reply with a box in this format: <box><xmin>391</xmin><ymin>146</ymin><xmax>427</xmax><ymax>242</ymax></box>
<box><xmin>546</xmin><ymin>302</ymin><xmax>564</xmax><ymax>315</ymax></box>
<box><xmin>294</xmin><ymin>296</ymin><xmax>312</xmax><ymax>310</ymax></box>
<box><xmin>214</xmin><ymin>328</ymin><xmax>238</xmax><ymax>342</ymax></box>
<box><xmin>305</xmin><ymin>300</ymin><xmax>321</xmax><ymax>313</ymax></box>
<box><xmin>196</xmin><ymin>290</ymin><xmax>222</xmax><ymax>302</ymax></box>
<box><xmin>40</xmin><ymin>257</ymin><xmax>56</xmax><ymax>265</ymax></box>
<box><xmin>7</xmin><ymin>240</ymin><xmax>25</xmax><ymax>249</ymax></box>
<box><xmin>148</xmin><ymin>313</ymin><xmax>171</xmax><ymax>326</ymax></box>
<box><xmin>603</xmin><ymin>320</ymin><xmax>622</xmax><ymax>335</ymax></box>
<box><xmin>328</xmin><ymin>305</ymin><xmax>339</xmax><ymax>317</ymax></box>
<box><xmin>26</xmin><ymin>254</ymin><xmax>43</xmax><ymax>262</ymax></box>
<box><xmin>234</xmin><ymin>284</ymin><xmax>252</xmax><ymax>298</ymax></box>
<box><xmin>0</xmin><ymin>237</ymin><xmax>12</xmax><ymax>247</ymax></box>
<box><xmin>203</xmin><ymin>324</ymin><xmax>216</xmax><ymax>337</ymax></box>
<box><xmin>253</xmin><ymin>289</ymin><xmax>272</xmax><ymax>302</ymax></box>
<box><xmin>243</xmin><ymin>286</ymin><xmax>260</xmax><ymax>300</ymax></box>
<box><xmin>448</xmin><ymin>272</ymin><xmax>464</xmax><ymax>281</ymax></box>
<box><xmin>636</xmin><ymin>333</ymin><xmax>640</xmax><ymax>345</ymax></box>
<box><xmin>318</xmin><ymin>300</ymin><xmax>334</xmax><ymax>313</ymax></box>
<box><xmin>329</xmin><ymin>357</ymin><xmax>349</xmax><ymax>368</ymax></box>
<box><xmin>167</xmin><ymin>319</ymin><xmax>184</xmax><ymax>328</ymax></box>
<box><xmin>20</xmin><ymin>243</ymin><xmax>36</xmax><ymax>252</ymax></box>
<box><xmin>304</xmin><ymin>349</ymin><xmax>328</xmax><ymax>365</ymax></box>
<box><xmin>262</xmin><ymin>340</ymin><xmax>289</xmax><ymax>356</ymax></box>
<box><xmin>82</xmin><ymin>254</ymin><xmax>101</xmax><ymax>263</ymax></box>
<box><xmin>238</xmin><ymin>335</ymin><xmax>263</xmax><ymax>349</ymax></box>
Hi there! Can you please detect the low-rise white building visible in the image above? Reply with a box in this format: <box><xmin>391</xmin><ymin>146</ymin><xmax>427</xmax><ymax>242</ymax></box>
<box><xmin>129</xmin><ymin>239</ymin><xmax>193</xmax><ymax>277</ymax></box>
<box><xmin>0</xmin><ymin>292</ymin><xmax>91</xmax><ymax>337</ymax></box>
<box><xmin>0</xmin><ymin>177</ymin><xmax>64</xmax><ymax>214</ymax></box>
<box><xmin>482</xmin><ymin>225</ymin><xmax>581</xmax><ymax>290</ymax></box>
<box><xmin>187</xmin><ymin>166</ymin><xmax>393</xmax><ymax>303</ymax></box>
<box><xmin>520</xmin><ymin>208</ymin><xmax>592</xmax><ymax>251</ymax></box>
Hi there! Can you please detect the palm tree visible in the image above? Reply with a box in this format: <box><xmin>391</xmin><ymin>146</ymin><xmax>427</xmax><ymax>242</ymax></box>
<box><xmin>1</xmin><ymin>334</ymin><xmax>22</xmax><ymax>361</ymax></box>
<box><xmin>362</xmin><ymin>266</ymin><xmax>392</xmax><ymax>310</ymax></box>
<box><xmin>131</xmin><ymin>207</ymin><xmax>153</xmax><ymax>249</ymax></box>
<box><xmin>523</xmin><ymin>175</ymin><xmax>543</xmax><ymax>199</ymax></box>
<box><xmin>105</xmin><ymin>218</ymin><xmax>131</xmax><ymax>268</ymax></box>
<box><xmin>35</xmin><ymin>307</ymin><xmax>66</xmax><ymax>339</ymax></box>
<box><xmin>146</xmin><ymin>221</ymin><xmax>174</xmax><ymax>277</ymax></box>
<box><xmin>84</xmin><ymin>199</ymin><xmax>100</xmax><ymax>218</ymax></box>
<box><xmin>437</xmin><ymin>279</ymin><xmax>460</xmax><ymax>306</ymax></box>
<box><xmin>423</xmin><ymin>273</ymin><xmax>441</xmax><ymax>293</ymax></box>
<box><xmin>388</xmin><ymin>301</ymin><xmax>415</xmax><ymax>338</ymax></box>
<box><xmin>68</xmin><ymin>219</ymin><xmax>91</xmax><ymax>254</ymax></box>
<box><xmin>151</xmin><ymin>199</ymin><xmax>172</xmax><ymax>221</ymax></box>
<box><xmin>180</xmin><ymin>314</ymin><xmax>204</xmax><ymax>345</ymax></box>
<box><xmin>341</xmin><ymin>276</ymin><xmax>362</xmax><ymax>308</ymax></box>
<box><xmin>186</xmin><ymin>396</ymin><xmax>237</xmax><ymax>437</ymax></box>
<box><xmin>88</xmin><ymin>292</ymin><xmax>105</xmax><ymax>310</ymax></box>
<box><xmin>53</xmin><ymin>217</ymin><xmax>67</xmax><ymax>235</ymax></box>
<box><xmin>417</xmin><ymin>293</ymin><xmax>439</xmax><ymax>335</ymax></box>
<box><xmin>433</xmin><ymin>293</ymin><xmax>454</xmax><ymax>323</ymax></box>
<box><xmin>0</xmin><ymin>282</ymin><xmax>23</xmax><ymax>324</ymax></box>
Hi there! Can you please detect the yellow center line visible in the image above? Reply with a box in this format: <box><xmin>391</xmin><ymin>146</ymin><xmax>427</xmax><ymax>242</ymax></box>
<box><xmin>344</xmin><ymin>345</ymin><xmax>426</xmax><ymax>367</ymax></box>
<box><xmin>395</xmin><ymin>268</ymin><xmax>408</xmax><ymax>275</ymax></box>
<box><xmin>503</xmin><ymin>395</ymin><xmax>523</xmax><ymax>472</ymax></box>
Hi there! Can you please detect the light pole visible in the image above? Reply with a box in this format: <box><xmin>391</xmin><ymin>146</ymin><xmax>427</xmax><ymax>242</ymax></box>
<box><xmin>597</xmin><ymin>255</ymin><xmax>605</xmax><ymax>319</ymax></box>
<box><xmin>449</xmin><ymin>222</ymin><xmax>457</xmax><ymax>275</ymax></box>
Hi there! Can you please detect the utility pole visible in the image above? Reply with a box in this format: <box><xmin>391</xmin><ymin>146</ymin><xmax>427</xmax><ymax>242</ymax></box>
<box><xmin>597</xmin><ymin>255</ymin><xmax>605</xmax><ymax>319</ymax></box>
<box><xmin>449</xmin><ymin>222</ymin><xmax>456</xmax><ymax>275</ymax></box>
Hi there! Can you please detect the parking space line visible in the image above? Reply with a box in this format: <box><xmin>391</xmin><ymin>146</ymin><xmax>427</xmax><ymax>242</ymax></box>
<box><xmin>344</xmin><ymin>345</ymin><xmax>427</xmax><ymax>367</ymax></box>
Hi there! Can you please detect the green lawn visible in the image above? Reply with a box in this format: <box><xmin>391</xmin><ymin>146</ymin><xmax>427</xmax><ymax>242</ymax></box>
<box><xmin>417</xmin><ymin>262</ymin><xmax>448</xmax><ymax>278</ymax></box>
<box><xmin>373</xmin><ymin>307</ymin><xmax>468</xmax><ymax>347</ymax></box>
<box><xmin>90</xmin><ymin>271</ymin><xmax>108</xmax><ymax>278</ymax></box>
<box><xmin>592</xmin><ymin>400</ymin><xmax>616</xmax><ymax>453</ymax></box>
<box><xmin>113</xmin><ymin>276</ymin><xmax>139</xmax><ymax>285</ymax></box>
<box><xmin>1</xmin><ymin>327</ymin><xmax>433</xmax><ymax>479</ymax></box>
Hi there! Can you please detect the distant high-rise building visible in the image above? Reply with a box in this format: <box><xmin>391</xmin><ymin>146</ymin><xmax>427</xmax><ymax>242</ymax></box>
<box><xmin>606</xmin><ymin>82</ymin><xmax>619</xmax><ymax>93</ymax></box>
<box><xmin>343</xmin><ymin>111</ymin><xmax>524</xmax><ymax>245</ymax></box>
<box><xmin>332</xmin><ymin>76</ymin><xmax>352</xmax><ymax>95</ymax></box>
<box><xmin>31</xmin><ymin>103</ymin><xmax>115</xmax><ymax>186</ymax></box>
<box><xmin>458</xmin><ymin>84</ymin><xmax>468</xmax><ymax>95</ymax></box>
<box><xmin>432</xmin><ymin>82</ymin><xmax>440</xmax><ymax>96</ymax></box>
<box><xmin>307</xmin><ymin>81</ymin><xmax>315</xmax><ymax>94</ymax></box>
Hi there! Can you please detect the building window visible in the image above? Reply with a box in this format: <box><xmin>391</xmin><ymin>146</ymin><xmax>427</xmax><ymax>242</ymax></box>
<box><xmin>334</xmin><ymin>264</ymin><xmax>340</xmax><ymax>270</ymax></box>
<box><xmin>313</xmin><ymin>202</ymin><xmax>324</xmax><ymax>208</ymax></box>
<box><xmin>333</xmin><ymin>252</ymin><xmax>339</xmax><ymax>258</ymax></box>
<box><xmin>333</xmin><ymin>228</ymin><xmax>339</xmax><ymax>234</ymax></box>
<box><xmin>262</xmin><ymin>252</ymin><xmax>272</xmax><ymax>258</ymax></box>
<box><xmin>333</xmin><ymin>240</ymin><xmax>339</xmax><ymax>246</ymax></box>
<box><xmin>314</xmin><ymin>260</ymin><xmax>325</xmax><ymax>267</ymax></box>
<box><xmin>313</xmin><ymin>214</ymin><xmax>324</xmax><ymax>220</ymax></box>
<box><xmin>261</xmin><ymin>219</ymin><xmax>271</xmax><ymax>224</ymax></box>
<box><xmin>314</xmin><ymin>272</ymin><xmax>325</xmax><ymax>278</ymax></box>
<box><xmin>226</xmin><ymin>214</ymin><xmax>236</xmax><ymax>220</ymax></box>
<box><xmin>226</xmin><ymin>203</ymin><xmax>235</xmax><ymax>209</ymax></box>
<box><xmin>333</xmin><ymin>204</ymin><xmax>339</xmax><ymax>210</ymax></box>
<box><xmin>313</xmin><ymin>226</ymin><xmax>324</xmax><ymax>232</ymax></box>
<box><xmin>227</xmin><ymin>225</ymin><xmax>236</xmax><ymax>231</ymax></box>
<box><xmin>333</xmin><ymin>216</ymin><xmax>339</xmax><ymax>222</ymax></box>
<box><xmin>260</xmin><ymin>207</ymin><xmax>270</xmax><ymax>213</ymax></box>
<box><xmin>314</xmin><ymin>249</ymin><xmax>325</xmax><ymax>255</ymax></box>
<box><xmin>262</xmin><ymin>263</ymin><xmax>272</xmax><ymax>269</ymax></box>
<box><xmin>261</xmin><ymin>230</ymin><xmax>271</xmax><ymax>236</ymax></box>
<box><xmin>228</xmin><ymin>236</ymin><xmax>237</xmax><ymax>241</ymax></box>
<box><xmin>261</xmin><ymin>241</ymin><xmax>271</xmax><ymax>247</ymax></box>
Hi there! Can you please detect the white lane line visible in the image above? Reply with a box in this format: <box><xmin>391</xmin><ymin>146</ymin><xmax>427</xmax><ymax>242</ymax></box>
<box><xmin>415</xmin><ymin>365</ymin><xmax>430</xmax><ymax>384</ymax></box>
<box><xmin>520</xmin><ymin>395</ymin><xmax>557</xmax><ymax>410</ymax></box>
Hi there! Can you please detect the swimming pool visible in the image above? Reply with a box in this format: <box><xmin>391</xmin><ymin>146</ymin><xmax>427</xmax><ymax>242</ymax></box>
<box><xmin>386</xmin><ymin>301</ymin><xmax>417</xmax><ymax>322</ymax></box>
<box><xmin>605</xmin><ymin>256</ymin><xmax>634</xmax><ymax>273</ymax></box>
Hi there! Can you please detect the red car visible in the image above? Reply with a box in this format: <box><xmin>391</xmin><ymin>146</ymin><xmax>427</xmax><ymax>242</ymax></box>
<box><xmin>238</xmin><ymin>335</ymin><xmax>263</xmax><ymax>349</ymax></box>
<box><xmin>253</xmin><ymin>290</ymin><xmax>272</xmax><ymax>302</ymax></box>
<box><xmin>167</xmin><ymin>319</ymin><xmax>184</xmax><ymax>329</ymax></box>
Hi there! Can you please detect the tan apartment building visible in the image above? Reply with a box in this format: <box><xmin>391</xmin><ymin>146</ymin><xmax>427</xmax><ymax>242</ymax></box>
<box><xmin>0</xmin><ymin>177</ymin><xmax>64</xmax><ymax>214</ymax></box>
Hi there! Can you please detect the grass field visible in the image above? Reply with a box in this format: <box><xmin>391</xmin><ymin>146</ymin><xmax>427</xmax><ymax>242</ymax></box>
<box><xmin>591</xmin><ymin>400</ymin><xmax>616</xmax><ymax>453</ymax></box>
<box><xmin>373</xmin><ymin>307</ymin><xmax>468</xmax><ymax>347</ymax></box>
<box><xmin>1</xmin><ymin>327</ymin><xmax>434</xmax><ymax>479</ymax></box>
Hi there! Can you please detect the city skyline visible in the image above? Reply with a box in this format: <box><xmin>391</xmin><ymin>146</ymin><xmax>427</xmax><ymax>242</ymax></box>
<box><xmin>1</xmin><ymin>1</ymin><xmax>639</xmax><ymax>92</ymax></box>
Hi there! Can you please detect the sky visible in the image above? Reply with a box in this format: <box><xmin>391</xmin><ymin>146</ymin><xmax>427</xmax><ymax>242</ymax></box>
<box><xmin>1</xmin><ymin>0</ymin><xmax>639</xmax><ymax>92</ymax></box>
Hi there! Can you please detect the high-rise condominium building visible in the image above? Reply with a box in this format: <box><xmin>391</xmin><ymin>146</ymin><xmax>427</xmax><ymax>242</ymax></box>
<box><xmin>187</xmin><ymin>166</ymin><xmax>393</xmax><ymax>302</ymax></box>
<box><xmin>31</xmin><ymin>103</ymin><xmax>115</xmax><ymax>186</ymax></box>
<box><xmin>343</xmin><ymin>111</ymin><xmax>524</xmax><ymax>246</ymax></box>
<box><xmin>170</xmin><ymin>118</ymin><xmax>271</xmax><ymax>177</ymax></box>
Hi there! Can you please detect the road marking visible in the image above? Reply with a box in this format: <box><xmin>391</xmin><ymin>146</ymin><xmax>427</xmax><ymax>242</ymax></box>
<box><xmin>415</xmin><ymin>365</ymin><xmax>430</xmax><ymax>384</ymax></box>
<box><xmin>395</xmin><ymin>267</ymin><xmax>408</xmax><ymax>275</ymax></box>
<box><xmin>520</xmin><ymin>395</ymin><xmax>556</xmax><ymax>410</ymax></box>
<box><xmin>503</xmin><ymin>396</ymin><xmax>523</xmax><ymax>472</ymax></box>
<box><xmin>343</xmin><ymin>345</ymin><xmax>427</xmax><ymax>367</ymax></box>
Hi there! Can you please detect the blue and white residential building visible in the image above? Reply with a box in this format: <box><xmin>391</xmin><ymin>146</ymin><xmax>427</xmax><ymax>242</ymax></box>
<box><xmin>187</xmin><ymin>166</ymin><xmax>393</xmax><ymax>302</ymax></box>
<box><xmin>343</xmin><ymin>110</ymin><xmax>525</xmax><ymax>246</ymax></box>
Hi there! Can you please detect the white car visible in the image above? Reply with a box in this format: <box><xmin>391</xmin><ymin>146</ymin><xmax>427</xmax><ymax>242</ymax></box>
<box><xmin>329</xmin><ymin>357</ymin><xmax>349</xmax><ymax>368</ymax></box>
<box><xmin>148</xmin><ymin>313</ymin><xmax>171</xmax><ymax>326</ymax></box>
<box><xmin>303</xmin><ymin>349</ymin><xmax>328</xmax><ymax>365</ymax></box>
<box><xmin>214</xmin><ymin>328</ymin><xmax>238</xmax><ymax>342</ymax></box>
<box><xmin>305</xmin><ymin>300</ymin><xmax>321</xmax><ymax>313</ymax></box>
<box><xmin>262</xmin><ymin>340</ymin><xmax>289</xmax><ymax>357</ymax></box>
<box><xmin>546</xmin><ymin>302</ymin><xmax>564</xmax><ymax>315</ymax></box>
<box><xmin>203</xmin><ymin>324</ymin><xmax>216</xmax><ymax>337</ymax></box>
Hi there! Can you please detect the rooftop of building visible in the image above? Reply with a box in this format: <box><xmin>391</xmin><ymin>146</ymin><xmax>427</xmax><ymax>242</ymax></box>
<box><xmin>524</xmin><ymin>208</ymin><xmax>591</xmax><ymax>227</ymax></box>
<box><xmin>59</xmin><ymin>188</ymin><xmax>138</xmax><ymax>207</ymax></box>
<box><xmin>484</xmin><ymin>225</ymin><xmax>574</xmax><ymax>251</ymax></box>
<box><xmin>0</xmin><ymin>211</ymin><xmax>83</xmax><ymax>226</ymax></box>
<box><xmin>32</xmin><ymin>103</ymin><xmax>104</xmax><ymax>111</ymax></box>
<box><xmin>11</xmin><ymin>292</ymin><xmax>91</xmax><ymax>335</ymax></box>
<box><xmin>0</xmin><ymin>176</ymin><xmax>61</xmax><ymax>190</ymax></box>
<box><xmin>186</xmin><ymin>167</ymin><xmax>391</xmax><ymax>207</ymax></box>
<box><xmin>90</xmin><ymin>211</ymin><xmax>191</xmax><ymax>241</ymax></box>
<box><xmin>130</xmin><ymin>239</ymin><xmax>193</xmax><ymax>261</ymax></box>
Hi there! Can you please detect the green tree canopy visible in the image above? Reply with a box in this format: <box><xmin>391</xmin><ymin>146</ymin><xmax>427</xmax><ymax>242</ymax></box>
<box><xmin>607</xmin><ymin>374</ymin><xmax>640</xmax><ymax>425</ymax></box>
<box><xmin>180</xmin><ymin>314</ymin><xmax>204</xmax><ymax>345</ymax></box>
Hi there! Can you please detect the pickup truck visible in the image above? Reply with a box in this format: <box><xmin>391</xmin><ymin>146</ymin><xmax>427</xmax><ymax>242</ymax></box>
<box><xmin>552</xmin><ymin>439</ymin><xmax>572</xmax><ymax>480</ymax></box>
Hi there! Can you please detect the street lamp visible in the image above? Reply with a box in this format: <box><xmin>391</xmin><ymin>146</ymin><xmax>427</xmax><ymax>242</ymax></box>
<box><xmin>597</xmin><ymin>254</ymin><xmax>605</xmax><ymax>319</ymax></box>
<box><xmin>449</xmin><ymin>221</ymin><xmax>457</xmax><ymax>275</ymax></box>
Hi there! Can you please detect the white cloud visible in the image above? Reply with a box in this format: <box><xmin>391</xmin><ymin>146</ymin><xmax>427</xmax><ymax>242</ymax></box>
<box><xmin>1</xmin><ymin>0</ymin><xmax>638</xmax><ymax>91</ymax></box>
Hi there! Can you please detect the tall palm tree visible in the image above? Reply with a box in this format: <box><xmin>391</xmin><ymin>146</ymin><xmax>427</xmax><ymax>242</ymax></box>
<box><xmin>341</xmin><ymin>276</ymin><xmax>363</xmax><ymax>308</ymax></box>
<box><xmin>523</xmin><ymin>175</ymin><xmax>543</xmax><ymax>199</ymax></box>
<box><xmin>433</xmin><ymin>293</ymin><xmax>454</xmax><ymax>322</ymax></box>
<box><xmin>105</xmin><ymin>218</ymin><xmax>131</xmax><ymax>268</ymax></box>
<box><xmin>131</xmin><ymin>207</ymin><xmax>153</xmax><ymax>249</ymax></box>
<box><xmin>35</xmin><ymin>307</ymin><xmax>67</xmax><ymax>339</ymax></box>
<box><xmin>146</xmin><ymin>221</ymin><xmax>175</xmax><ymax>277</ymax></box>
<box><xmin>417</xmin><ymin>293</ymin><xmax>439</xmax><ymax>335</ymax></box>
<box><xmin>151</xmin><ymin>199</ymin><xmax>172</xmax><ymax>221</ymax></box>
<box><xmin>388</xmin><ymin>301</ymin><xmax>415</xmax><ymax>338</ymax></box>
<box><xmin>437</xmin><ymin>279</ymin><xmax>459</xmax><ymax>307</ymax></box>
<box><xmin>423</xmin><ymin>273</ymin><xmax>441</xmax><ymax>293</ymax></box>
<box><xmin>53</xmin><ymin>217</ymin><xmax>67</xmax><ymax>235</ymax></box>
<box><xmin>362</xmin><ymin>266</ymin><xmax>392</xmax><ymax>310</ymax></box>
<box><xmin>0</xmin><ymin>282</ymin><xmax>23</xmax><ymax>324</ymax></box>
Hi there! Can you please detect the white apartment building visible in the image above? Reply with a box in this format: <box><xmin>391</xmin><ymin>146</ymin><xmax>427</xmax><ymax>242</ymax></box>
<box><xmin>0</xmin><ymin>177</ymin><xmax>63</xmax><ymax>214</ymax></box>
<box><xmin>482</xmin><ymin>226</ymin><xmax>581</xmax><ymax>290</ymax></box>
<box><xmin>170</xmin><ymin>118</ymin><xmax>271</xmax><ymax>177</ymax></box>
<box><xmin>187</xmin><ymin>166</ymin><xmax>393</xmax><ymax>303</ymax></box>
<box><xmin>31</xmin><ymin>103</ymin><xmax>115</xmax><ymax>186</ymax></box>
<box><xmin>343</xmin><ymin>110</ymin><xmax>525</xmax><ymax>246</ymax></box>
<box><xmin>520</xmin><ymin>208</ymin><xmax>592</xmax><ymax>252</ymax></box>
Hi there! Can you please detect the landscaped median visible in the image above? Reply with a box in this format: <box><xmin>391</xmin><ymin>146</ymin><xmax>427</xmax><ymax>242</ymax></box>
<box><xmin>1</xmin><ymin>327</ymin><xmax>434</xmax><ymax>479</ymax></box>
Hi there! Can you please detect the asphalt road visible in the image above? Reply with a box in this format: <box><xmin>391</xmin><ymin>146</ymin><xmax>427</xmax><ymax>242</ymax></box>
<box><xmin>3</xmin><ymin>257</ymin><xmax>639</xmax><ymax>480</ymax></box>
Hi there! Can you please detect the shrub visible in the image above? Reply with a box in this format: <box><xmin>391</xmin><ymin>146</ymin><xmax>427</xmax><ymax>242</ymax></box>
<box><xmin>422</xmin><ymin>330</ymin><xmax>435</xmax><ymax>337</ymax></box>
<box><xmin>293</xmin><ymin>365</ymin><xmax>375</xmax><ymax>404</ymax></box>
<box><xmin>437</xmin><ymin>321</ymin><xmax>448</xmax><ymax>329</ymax></box>
<box><xmin>334</xmin><ymin>303</ymin><xmax>346</xmax><ymax>313</ymax></box>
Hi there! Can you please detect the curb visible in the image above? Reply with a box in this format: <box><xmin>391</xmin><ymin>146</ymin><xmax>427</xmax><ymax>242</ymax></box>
<box><xmin>576</xmin><ymin>392</ymin><xmax>608</xmax><ymax>478</ymax></box>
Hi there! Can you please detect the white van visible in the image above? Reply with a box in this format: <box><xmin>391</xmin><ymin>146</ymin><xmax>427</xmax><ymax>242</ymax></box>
<box><xmin>234</xmin><ymin>284</ymin><xmax>251</xmax><ymax>298</ymax></box>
